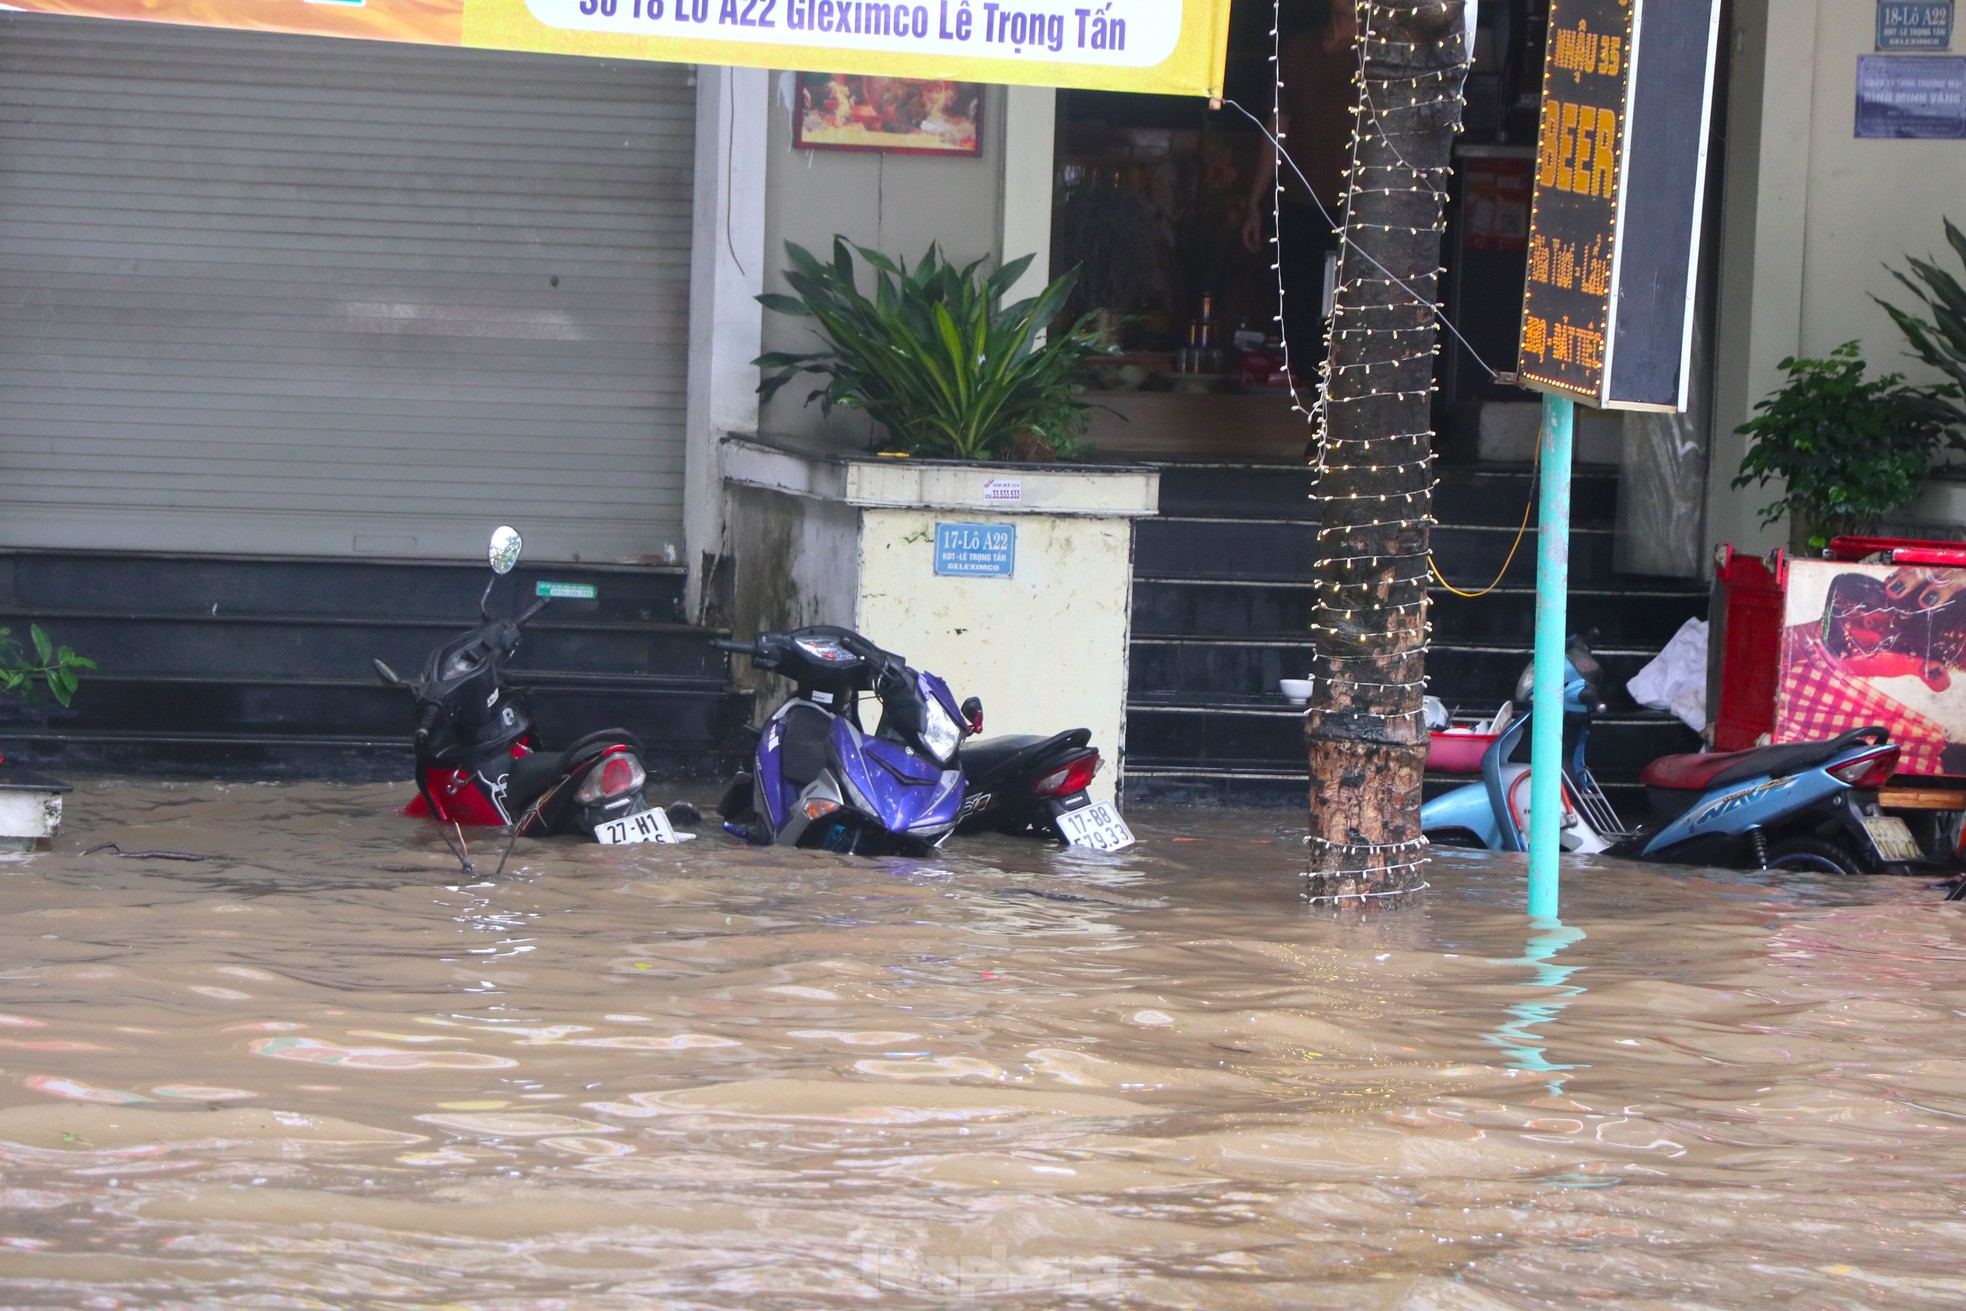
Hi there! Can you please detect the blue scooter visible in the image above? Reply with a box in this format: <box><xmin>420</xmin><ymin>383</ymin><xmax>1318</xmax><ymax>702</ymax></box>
<box><xmin>712</xmin><ymin>626</ymin><xmax>972</xmax><ymax>856</ymax></box>
<box><xmin>1421</xmin><ymin>635</ymin><xmax>1925</xmax><ymax>876</ymax></box>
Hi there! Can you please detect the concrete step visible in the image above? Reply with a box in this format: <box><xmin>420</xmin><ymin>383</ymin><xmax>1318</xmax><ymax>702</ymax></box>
<box><xmin>1149</xmin><ymin>460</ymin><xmax>1621</xmax><ymax>527</ymax></box>
<box><xmin>1131</xmin><ymin>577</ymin><xmax>1705</xmax><ymax>647</ymax></box>
<box><xmin>0</xmin><ymin>673</ymin><xmax>751</xmax><ymax>776</ymax></box>
<box><xmin>1133</xmin><ymin>517</ymin><xmax>1617</xmax><ymax>584</ymax></box>
<box><xmin>0</xmin><ymin>550</ymin><xmax>688</xmax><ymax>625</ymax></box>
<box><xmin>1127</xmin><ymin>640</ymin><xmax>1667</xmax><ymax>704</ymax></box>
<box><xmin>1</xmin><ymin>732</ymin><xmax>734</xmax><ymax>784</ymax></box>
<box><xmin>1123</xmin><ymin>700</ymin><xmax>1698</xmax><ymax>777</ymax></box>
<box><xmin>0</xmin><ymin>610</ymin><xmax>727</xmax><ymax>683</ymax></box>
<box><xmin>1</xmin><ymin>672</ymin><xmax>744</xmax><ymax>743</ymax></box>
<box><xmin>1124</xmin><ymin>764</ymin><xmax>1650</xmax><ymax>814</ymax></box>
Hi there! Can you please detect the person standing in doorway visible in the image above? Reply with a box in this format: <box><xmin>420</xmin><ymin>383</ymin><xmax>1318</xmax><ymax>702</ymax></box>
<box><xmin>1240</xmin><ymin>0</ymin><xmax>1360</xmax><ymax>381</ymax></box>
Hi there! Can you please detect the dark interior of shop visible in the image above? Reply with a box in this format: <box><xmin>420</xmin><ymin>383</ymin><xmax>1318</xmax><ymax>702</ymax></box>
<box><xmin>1051</xmin><ymin>0</ymin><xmax>1554</xmax><ymax>457</ymax></box>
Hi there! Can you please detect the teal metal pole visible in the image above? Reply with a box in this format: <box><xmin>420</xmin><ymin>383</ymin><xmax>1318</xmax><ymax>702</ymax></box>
<box><xmin>1528</xmin><ymin>394</ymin><xmax>1575</xmax><ymax>917</ymax></box>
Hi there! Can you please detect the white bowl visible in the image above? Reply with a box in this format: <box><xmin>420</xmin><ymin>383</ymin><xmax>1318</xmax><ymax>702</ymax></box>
<box><xmin>1279</xmin><ymin>677</ymin><xmax>1314</xmax><ymax>705</ymax></box>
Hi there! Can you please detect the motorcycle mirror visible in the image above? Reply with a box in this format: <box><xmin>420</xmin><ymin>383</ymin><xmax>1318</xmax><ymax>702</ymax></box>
<box><xmin>373</xmin><ymin>657</ymin><xmax>405</xmax><ymax>688</ymax></box>
<box><xmin>488</xmin><ymin>526</ymin><xmax>523</xmax><ymax>575</ymax></box>
<box><xmin>960</xmin><ymin>695</ymin><xmax>984</xmax><ymax>735</ymax></box>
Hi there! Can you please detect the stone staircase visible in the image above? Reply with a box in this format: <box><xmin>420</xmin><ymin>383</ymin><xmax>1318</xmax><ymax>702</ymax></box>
<box><xmin>1124</xmin><ymin>461</ymin><xmax>1706</xmax><ymax>810</ymax></box>
<box><xmin>0</xmin><ymin>550</ymin><xmax>750</xmax><ymax>781</ymax></box>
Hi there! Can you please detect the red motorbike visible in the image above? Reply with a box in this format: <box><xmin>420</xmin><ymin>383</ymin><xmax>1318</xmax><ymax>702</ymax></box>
<box><xmin>372</xmin><ymin>527</ymin><xmax>694</xmax><ymax>844</ymax></box>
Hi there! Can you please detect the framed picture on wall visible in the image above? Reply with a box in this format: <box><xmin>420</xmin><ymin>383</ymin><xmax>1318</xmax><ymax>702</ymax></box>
<box><xmin>792</xmin><ymin>74</ymin><xmax>983</xmax><ymax>156</ymax></box>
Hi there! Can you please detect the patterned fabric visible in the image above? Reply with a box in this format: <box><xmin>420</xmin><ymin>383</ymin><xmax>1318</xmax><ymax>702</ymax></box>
<box><xmin>1778</xmin><ymin>627</ymin><xmax>1950</xmax><ymax>774</ymax></box>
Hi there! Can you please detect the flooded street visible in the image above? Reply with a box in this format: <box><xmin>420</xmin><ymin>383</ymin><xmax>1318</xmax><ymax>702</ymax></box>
<box><xmin>1</xmin><ymin>780</ymin><xmax>1962</xmax><ymax>1309</ymax></box>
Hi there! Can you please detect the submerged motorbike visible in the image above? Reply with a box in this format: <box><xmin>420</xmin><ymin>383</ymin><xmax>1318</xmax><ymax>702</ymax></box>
<box><xmin>712</xmin><ymin>626</ymin><xmax>972</xmax><ymax>856</ymax></box>
<box><xmin>1421</xmin><ymin>634</ymin><xmax>1931</xmax><ymax>876</ymax></box>
<box><xmin>373</xmin><ymin>526</ymin><xmax>694</xmax><ymax>845</ymax></box>
<box><xmin>954</xmin><ymin>723</ymin><xmax>1135</xmax><ymax>851</ymax></box>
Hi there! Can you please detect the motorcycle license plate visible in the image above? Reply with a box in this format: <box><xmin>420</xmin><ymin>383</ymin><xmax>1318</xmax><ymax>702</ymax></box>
<box><xmin>1055</xmin><ymin>800</ymin><xmax>1136</xmax><ymax>852</ymax></box>
<box><xmin>1861</xmin><ymin>814</ymin><xmax>1921</xmax><ymax>863</ymax></box>
<box><xmin>596</xmin><ymin>806</ymin><xmax>683</xmax><ymax>845</ymax></box>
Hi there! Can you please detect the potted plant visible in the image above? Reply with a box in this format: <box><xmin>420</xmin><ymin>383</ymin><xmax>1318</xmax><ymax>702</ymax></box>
<box><xmin>755</xmin><ymin>237</ymin><xmax>1100</xmax><ymax>462</ymax></box>
<box><xmin>1732</xmin><ymin>341</ymin><xmax>1947</xmax><ymax>552</ymax></box>
<box><xmin>0</xmin><ymin>624</ymin><xmax>93</xmax><ymax>849</ymax></box>
<box><xmin>1876</xmin><ymin>216</ymin><xmax>1966</xmax><ymax>445</ymax></box>
<box><xmin>1</xmin><ymin>624</ymin><xmax>93</xmax><ymax>708</ymax></box>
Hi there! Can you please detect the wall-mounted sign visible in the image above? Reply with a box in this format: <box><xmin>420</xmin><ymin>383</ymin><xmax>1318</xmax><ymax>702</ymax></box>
<box><xmin>982</xmin><ymin>478</ymin><xmax>1023</xmax><ymax>503</ymax></box>
<box><xmin>1517</xmin><ymin>0</ymin><xmax>1723</xmax><ymax>412</ymax></box>
<box><xmin>933</xmin><ymin>522</ymin><xmax>1015</xmax><ymax>578</ymax></box>
<box><xmin>536</xmin><ymin>580</ymin><xmax>598</xmax><ymax>599</ymax></box>
<box><xmin>1877</xmin><ymin>2</ymin><xmax>1954</xmax><ymax>51</ymax></box>
<box><xmin>1</xmin><ymin>0</ymin><xmax>1233</xmax><ymax>96</ymax></box>
<box><xmin>1857</xmin><ymin>55</ymin><xmax>1966</xmax><ymax>138</ymax></box>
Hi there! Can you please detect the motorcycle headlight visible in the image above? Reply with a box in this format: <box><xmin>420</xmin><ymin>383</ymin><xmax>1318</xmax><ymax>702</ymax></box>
<box><xmin>918</xmin><ymin>691</ymin><xmax>963</xmax><ymax>766</ymax></box>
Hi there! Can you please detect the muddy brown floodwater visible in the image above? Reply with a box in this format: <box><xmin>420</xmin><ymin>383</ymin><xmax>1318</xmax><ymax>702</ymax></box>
<box><xmin>0</xmin><ymin>780</ymin><xmax>1962</xmax><ymax>1309</ymax></box>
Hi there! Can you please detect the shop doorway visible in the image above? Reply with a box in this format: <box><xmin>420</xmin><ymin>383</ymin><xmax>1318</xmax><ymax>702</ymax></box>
<box><xmin>1051</xmin><ymin>0</ymin><xmax>1554</xmax><ymax>463</ymax></box>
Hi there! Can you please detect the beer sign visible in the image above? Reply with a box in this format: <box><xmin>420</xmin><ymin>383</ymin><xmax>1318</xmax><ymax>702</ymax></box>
<box><xmin>1518</xmin><ymin>0</ymin><xmax>1723</xmax><ymax>412</ymax></box>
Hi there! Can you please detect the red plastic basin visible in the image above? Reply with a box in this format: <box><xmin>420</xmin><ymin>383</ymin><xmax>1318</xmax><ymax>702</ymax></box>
<box><xmin>1426</xmin><ymin>730</ymin><xmax>1500</xmax><ymax>774</ymax></box>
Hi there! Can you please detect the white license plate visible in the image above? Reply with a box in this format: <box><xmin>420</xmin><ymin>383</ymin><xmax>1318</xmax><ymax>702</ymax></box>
<box><xmin>596</xmin><ymin>806</ymin><xmax>680</xmax><ymax>845</ymax></box>
<box><xmin>1862</xmin><ymin>814</ymin><xmax>1921</xmax><ymax>863</ymax></box>
<box><xmin>1056</xmin><ymin>800</ymin><xmax>1136</xmax><ymax>852</ymax></box>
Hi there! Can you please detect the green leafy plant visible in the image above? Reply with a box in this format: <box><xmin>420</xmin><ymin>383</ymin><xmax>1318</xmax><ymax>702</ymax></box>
<box><xmin>1875</xmin><ymin>217</ymin><xmax>1966</xmax><ymax>445</ymax></box>
<box><xmin>755</xmin><ymin>238</ymin><xmax>1099</xmax><ymax>461</ymax></box>
<box><xmin>0</xmin><ymin>624</ymin><xmax>94</xmax><ymax>707</ymax></box>
<box><xmin>1733</xmin><ymin>341</ymin><xmax>1946</xmax><ymax>551</ymax></box>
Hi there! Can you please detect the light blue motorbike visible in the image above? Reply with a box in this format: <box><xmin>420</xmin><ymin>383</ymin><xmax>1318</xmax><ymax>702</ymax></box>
<box><xmin>1421</xmin><ymin>635</ymin><xmax>1925</xmax><ymax>876</ymax></box>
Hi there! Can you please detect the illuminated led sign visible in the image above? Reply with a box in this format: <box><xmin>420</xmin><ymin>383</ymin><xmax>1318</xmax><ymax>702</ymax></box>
<box><xmin>1518</xmin><ymin>0</ymin><xmax>1723</xmax><ymax>412</ymax></box>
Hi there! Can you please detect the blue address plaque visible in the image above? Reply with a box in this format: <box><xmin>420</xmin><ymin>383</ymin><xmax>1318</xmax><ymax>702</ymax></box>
<box><xmin>933</xmin><ymin>522</ymin><xmax>1016</xmax><ymax>578</ymax></box>
<box><xmin>1877</xmin><ymin>2</ymin><xmax>1953</xmax><ymax>51</ymax></box>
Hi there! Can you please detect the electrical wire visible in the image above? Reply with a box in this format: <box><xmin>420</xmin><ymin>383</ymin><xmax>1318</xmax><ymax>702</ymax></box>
<box><xmin>1219</xmin><ymin>95</ymin><xmax>1503</xmax><ymax>382</ymax></box>
<box><xmin>1428</xmin><ymin>434</ymin><xmax>1539</xmax><ymax>598</ymax></box>
<box><xmin>1225</xmin><ymin>14</ymin><xmax>1533</xmax><ymax>603</ymax></box>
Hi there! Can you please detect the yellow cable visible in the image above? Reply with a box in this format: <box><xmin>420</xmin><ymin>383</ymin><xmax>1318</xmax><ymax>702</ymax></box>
<box><xmin>1427</xmin><ymin>443</ymin><xmax>1540</xmax><ymax>600</ymax></box>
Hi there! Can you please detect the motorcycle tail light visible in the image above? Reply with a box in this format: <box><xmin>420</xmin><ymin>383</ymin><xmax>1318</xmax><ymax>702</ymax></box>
<box><xmin>1828</xmin><ymin>746</ymin><xmax>1898</xmax><ymax>789</ymax></box>
<box><xmin>575</xmin><ymin>750</ymin><xmax>646</xmax><ymax>804</ymax></box>
<box><xmin>1030</xmin><ymin>751</ymin><xmax>1100</xmax><ymax>798</ymax></box>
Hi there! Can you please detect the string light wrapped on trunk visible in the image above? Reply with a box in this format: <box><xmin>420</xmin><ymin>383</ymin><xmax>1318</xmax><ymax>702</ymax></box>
<box><xmin>1248</xmin><ymin>1</ymin><xmax>1474</xmax><ymax>900</ymax></box>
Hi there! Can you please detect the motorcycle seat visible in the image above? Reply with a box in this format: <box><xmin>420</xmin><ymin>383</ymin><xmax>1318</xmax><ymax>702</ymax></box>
<box><xmin>1640</xmin><ymin>726</ymin><xmax>1891</xmax><ymax>793</ymax></box>
<box><xmin>505</xmin><ymin>750</ymin><xmax>567</xmax><ymax>814</ymax></box>
<box><xmin>505</xmin><ymin>729</ymin><xmax>646</xmax><ymax>816</ymax></box>
<box><xmin>961</xmin><ymin>729</ymin><xmax>1093</xmax><ymax>788</ymax></box>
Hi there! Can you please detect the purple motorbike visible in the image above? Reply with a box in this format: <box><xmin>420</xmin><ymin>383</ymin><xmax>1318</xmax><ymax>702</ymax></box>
<box><xmin>712</xmin><ymin>626</ymin><xmax>974</xmax><ymax>856</ymax></box>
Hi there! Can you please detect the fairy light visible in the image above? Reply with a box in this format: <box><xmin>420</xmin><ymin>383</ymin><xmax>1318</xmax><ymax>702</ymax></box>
<box><xmin>1307</xmin><ymin>834</ymin><xmax>1432</xmax><ymax>853</ymax></box>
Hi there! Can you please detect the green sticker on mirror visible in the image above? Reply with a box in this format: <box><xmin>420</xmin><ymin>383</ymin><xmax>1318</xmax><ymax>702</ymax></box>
<box><xmin>536</xmin><ymin>581</ymin><xmax>597</xmax><ymax>600</ymax></box>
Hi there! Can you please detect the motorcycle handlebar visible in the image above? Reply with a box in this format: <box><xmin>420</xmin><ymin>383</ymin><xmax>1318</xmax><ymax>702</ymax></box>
<box><xmin>412</xmin><ymin>701</ymin><xmax>443</xmax><ymax>744</ymax></box>
<box><xmin>516</xmin><ymin>597</ymin><xmax>550</xmax><ymax>626</ymax></box>
<box><xmin>710</xmin><ymin>638</ymin><xmax>756</xmax><ymax>654</ymax></box>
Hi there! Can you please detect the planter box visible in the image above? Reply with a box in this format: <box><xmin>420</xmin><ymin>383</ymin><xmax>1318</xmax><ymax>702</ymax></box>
<box><xmin>721</xmin><ymin>437</ymin><xmax>1159</xmax><ymax>803</ymax></box>
<box><xmin>0</xmin><ymin>764</ymin><xmax>71</xmax><ymax>851</ymax></box>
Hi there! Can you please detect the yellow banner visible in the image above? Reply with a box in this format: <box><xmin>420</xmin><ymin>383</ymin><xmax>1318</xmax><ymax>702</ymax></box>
<box><xmin>9</xmin><ymin>0</ymin><xmax>1231</xmax><ymax>96</ymax></box>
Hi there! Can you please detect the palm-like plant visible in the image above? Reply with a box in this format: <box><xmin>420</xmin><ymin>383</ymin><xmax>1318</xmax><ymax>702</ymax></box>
<box><xmin>1876</xmin><ymin>217</ymin><xmax>1966</xmax><ymax>445</ymax></box>
<box><xmin>755</xmin><ymin>238</ymin><xmax>1097</xmax><ymax>461</ymax></box>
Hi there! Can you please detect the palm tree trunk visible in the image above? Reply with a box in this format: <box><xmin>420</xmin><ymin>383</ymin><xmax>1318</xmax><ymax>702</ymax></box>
<box><xmin>1305</xmin><ymin>1</ymin><xmax>1471</xmax><ymax>902</ymax></box>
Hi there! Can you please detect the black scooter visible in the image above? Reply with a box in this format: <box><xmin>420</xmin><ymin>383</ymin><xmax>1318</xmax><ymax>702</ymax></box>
<box><xmin>953</xmin><ymin>720</ymin><xmax>1135</xmax><ymax>850</ymax></box>
<box><xmin>373</xmin><ymin>526</ymin><xmax>694</xmax><ymax>844</ymax></box>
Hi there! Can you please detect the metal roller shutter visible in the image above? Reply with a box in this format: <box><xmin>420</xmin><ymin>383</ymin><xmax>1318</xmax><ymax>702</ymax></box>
<box><xmin>0</xmin><ymin>14</ymin><xmax>693</xmax><ymax>563</ymax></box>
